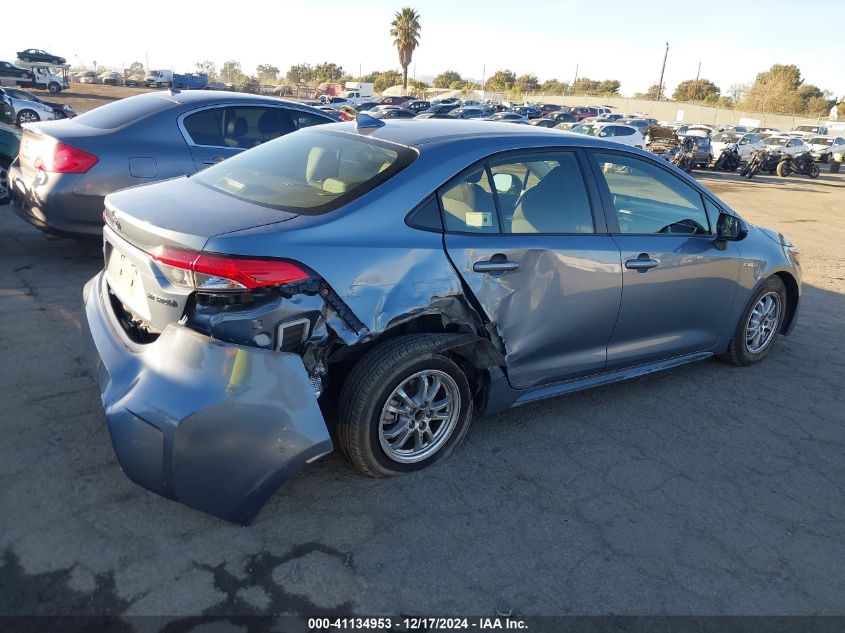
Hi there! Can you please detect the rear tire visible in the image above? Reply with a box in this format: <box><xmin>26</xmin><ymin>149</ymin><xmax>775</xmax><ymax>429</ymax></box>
<box><xmin>720</xmin><ymin>276</ymin><xmax>787</xmax><ymax>367</ymax></box>
<box><xmin>776</xmin><ymin>161</ymin><xmax>790</xmax><ymax>177</ymax></box>
<box><xmin>809</xmin><ymin>164</ymin><xmax>820</xmax><ymax>179</ymax></box>
<box><xmin>336</xmin><ymin>334</ymin><xmax>474</xmax><ymax>478</ymax></box>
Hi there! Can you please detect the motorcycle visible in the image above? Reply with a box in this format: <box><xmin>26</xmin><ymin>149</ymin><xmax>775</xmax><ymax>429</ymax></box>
<box><xmin>776</xmin><ymin>151</ymin><xmax>820</xmax><ymax>178</ymax></box>
<box><xmin>670</xmin><ymin>137</ymin><xmax>696</xmax><ymax>173</ymax></box>
<box><xmin>740</xmin><ymin>148</ymin><xmax>782</xmax><ymax>179</ymax></box>
<box><xmin>713</xmin><ymin>143</ymin><xmax>741</xmax><ymax>172</ymax></box>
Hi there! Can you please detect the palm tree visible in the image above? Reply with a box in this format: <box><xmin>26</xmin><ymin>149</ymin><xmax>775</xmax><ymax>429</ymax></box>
<box><xmin>390</xmin><ymin>7</ymin><xmax>421</xmax><ymax>91</ymax></box>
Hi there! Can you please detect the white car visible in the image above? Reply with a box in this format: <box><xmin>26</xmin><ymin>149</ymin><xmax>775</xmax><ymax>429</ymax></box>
<box><xmin>763</xmin><ymin>135</ymin><xmax>811</xmax><ymax>156</ymax></box>
<box><xmin>0</xmin><ymin>86</ymin><xmax>56</xmax><ymax>125</ymax></box>
<box><xmin>788</xmin><ymin>124</ymin><xmax>829</xmax><ymax>141</ymax></box>
<box><xmin>710</xmin><ymin>132</ymin><xmax>765</xmax><ymax>163</ymax></box>
<box><xmin>569</xmin><ymin>122</ymin><xmax>645</xmax><ymax>148</ymax></box>
<box><xmin>319</xmin><ymin>95</ymin><xmax>354</xmax><ymax>108</ymax></box>
<box><xmin>677</xmin><ymin>124</ymin><xmax>712</xmax><ymax>138</ymax></box>
<box><xmin>807</xmin><ymin>136</ymin><xmax>845</xmax><ymax>162</ymax></box>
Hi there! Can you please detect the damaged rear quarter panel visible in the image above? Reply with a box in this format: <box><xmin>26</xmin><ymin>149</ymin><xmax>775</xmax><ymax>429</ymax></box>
<box><xmin>200</xmin><ymin>145</ymin><xmax>503</xmax><ymax>340</ymax></box>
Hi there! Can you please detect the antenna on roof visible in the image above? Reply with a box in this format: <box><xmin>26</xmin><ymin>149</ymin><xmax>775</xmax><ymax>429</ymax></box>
<box><xmin>168</xmin><ymin>86</ymin><xmax>181</xmax><ymax>95</ymax></box>
<box><xmin>355</xmin><ymin>112</ymin><xmax>384</xmax><ymax>132</ymax></box>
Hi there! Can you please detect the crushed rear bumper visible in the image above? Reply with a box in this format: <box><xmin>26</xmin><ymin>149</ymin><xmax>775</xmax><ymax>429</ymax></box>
<box><xmin>82</xmin><ymin>272</ymin><xmax>333</xmax><ymax>524</ymax></box>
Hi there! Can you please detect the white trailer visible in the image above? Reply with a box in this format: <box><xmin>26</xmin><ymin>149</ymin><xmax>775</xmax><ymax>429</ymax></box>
<box><xmin>343</xmin><ymin>82</ymin><xmax>374</xmax><ymax>104</ymax></box>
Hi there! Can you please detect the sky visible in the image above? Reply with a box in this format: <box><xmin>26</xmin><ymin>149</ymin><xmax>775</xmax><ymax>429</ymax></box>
<box><xmin>11</xmin><ymin>0</ymin><xmax>845</xmax><ymax>96</ymax></box>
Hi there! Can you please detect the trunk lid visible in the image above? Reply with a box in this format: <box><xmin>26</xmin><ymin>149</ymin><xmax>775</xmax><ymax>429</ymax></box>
<box><xmin>17</xmin><ymin>119</ymin><xmax>108</xmax><ymax>179</ymax></box>
<box><xmin>105</xmin><ymin>175</ymin><xmax>298</xmax><ymax>252</ymax></box>
<box><xmin>103</xmin><ymin>175</ymin><xmax>300</xmax><ymax>336</ymax></box>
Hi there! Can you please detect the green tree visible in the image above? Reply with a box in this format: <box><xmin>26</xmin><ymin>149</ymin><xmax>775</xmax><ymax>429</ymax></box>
<box><xmin>485</xmin><ymin>69</ymin><xmax>516</xmax><ymax>92</ymax></box>
<box><xmin>195</xmin><ymin>60</ymin><xmax>217</xmax><ymax>80</ymax></box>
<box><xmin>221</xmin><ymin>60</ymin><xmax>243</xmax><ymax>84</ymax></box>
<box><xmin>597</xmin><ymin>79</ymin><xmax>621</xmax><ymax>96</ymax></box>
<box><xmin>363</xmin><ymin>69</ymin><xmax>404</xmax><ymax>93</ymax></box>
<box><xmin>540</xmin><ymin>79</ymin><xmax>569</xmax><ymax>94</ymax></box>
<box><xmin>127</xmin><ymin>61</ymin><xmax>145</xmax><ymax>78</ymax></box>
<box><xmin>515</xmin><ymin>74</ymin><xmax>540</xmax><ymax>93</ymax></box>
<box><xmin>634</xmin><ymin>83</ymin><xmax>661</xmax><ymax>100</ymax></box>
<box><xmin>743</xmin><ymin>64</ymin><xmax>806</xmax><ymax>114</ymax></box>
<box><xmin>256</xmin><ymin>64</ymin><xmax>280</xmax><ymax>84</ymax></box>
<box><xmin>672</xmin><ymin>78</ymin><xmax>720</xmax><ymax>102</ymax></box>
<box><xmin>287</xmin><ymin>64</ymin><xmax>315</xmax><ymax>84</ymax></box>
<box><xmin>433</xmin><ymin>70</ymin><xmax>462</xmax><ymax>88</ymax></box>
<box><xmin>390</xmin><ymin>7</ymin><xmax>421</xmax><ymax>90</ymax></box>
<box><xmin>313</xmin><ymin>62</ymin><xmax>345</xmax><ymax>82</ymax></box>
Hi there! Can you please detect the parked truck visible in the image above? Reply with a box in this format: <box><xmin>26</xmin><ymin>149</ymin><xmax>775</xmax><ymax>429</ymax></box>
<box><xmin>343</xmin><ymin>81</ymin><xmax>374</xmax><ymax>104</ymax></box>
<box><xmin>0</xmin><ymin>61</ymin><xmax>69</xmax><ymax>94</ymax></box>
<box><xmin>145</xmin><ymin>69</ymin><xmax>208</xmax><ymax>90</ymax></box>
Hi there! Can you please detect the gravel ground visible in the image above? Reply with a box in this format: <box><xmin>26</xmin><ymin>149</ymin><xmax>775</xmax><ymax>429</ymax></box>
<box><xmin>0</xmin><ymin>168</ymin><xmax>843</xmax><ymax>616</ymax></box>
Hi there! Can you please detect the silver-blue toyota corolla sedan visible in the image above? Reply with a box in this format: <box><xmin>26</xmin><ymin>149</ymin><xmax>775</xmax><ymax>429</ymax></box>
<box><xmin>83</xmin><ymin>116</ymin><xmax>801</xmax><ymax>523</ymax></box>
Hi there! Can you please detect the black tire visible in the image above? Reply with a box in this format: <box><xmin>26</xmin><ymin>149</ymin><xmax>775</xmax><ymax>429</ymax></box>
<box><xmin>336</xmin><ymin>334</ymin><xmax>474</xmax><ymax>478</ymax></box>
<box><xmin>809</xmin><ymin>164</ymin><xmax>820</xmax><ymax>179</ymax></box>
<box><xmin>0</xmin><ymin>156</ymin><xmax>10</xmax><ymax>206</ymax></box>
<box><xmin>739</xmin><ymin>166</ymin><xmax>749</xmax><ymax>177</ymax></box>
<box><xmin>720</xmin><ymin>276</ymin><xmax>787</xmax><ymax>367</ymax></box>
<box><xmin>714</xmin><ymin>157</ymin><xmax>726</xmax><ymax>171</ymax></box>
<box><xmin>776</xmin><ymin>161</ymin><xmax>790</xmax><ymax>177</ymax></box>
<box><xmin>16</xmin><ymin>109</ymin><xmax>40</xmax><ymax>125</ymax></box>
<box><xmin>47</xmin><ymin>82</ymin><xmax>61</xmax><ymax>94</ymax></box>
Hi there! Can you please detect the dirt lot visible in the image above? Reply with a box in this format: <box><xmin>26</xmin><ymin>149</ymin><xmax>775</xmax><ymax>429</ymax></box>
<box><xmin>44</xmin><ymin>83</ymin><xmax>155</xmax><ymax>114</ymax></box>
<box><xmin>0</xmin><ymin>168</ymin><xmax>843</xmax><ymax>617</ymax></box>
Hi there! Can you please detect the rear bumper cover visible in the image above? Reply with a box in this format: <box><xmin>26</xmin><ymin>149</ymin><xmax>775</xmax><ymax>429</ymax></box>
<box><xmin>82</xmin><ymin>272</ymin><xmax>333</xmax><ymax>523</ymax></box>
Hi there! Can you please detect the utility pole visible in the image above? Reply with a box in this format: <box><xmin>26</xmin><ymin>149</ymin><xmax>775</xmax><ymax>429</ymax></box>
<box><xmin>359</xmin><ymin>63</ymin><xmax>362</xmax><ymax>81</ymax></box>
<box><xmin>145</xmin><ymin>52</ymin><xmax>149</xmax><ymax>72</ymax></box>
<box><xmin>571</xmin><ymin>63</ymin><xmax>579</xmax><ymax>96</ymax></box>
<box><xmin>482</xmin><ymin>64</ymin><xmax>486</xmax><ymax>95</ymax></box>
<box><xmin>694</xmin><ymin>61</ymin><xmax>701</xmax><ymax>101</ymax></box>
<box><xmin>657</xmin><ymin>42</ymin><xmax>669</xmax><ymax>100</ymax></box>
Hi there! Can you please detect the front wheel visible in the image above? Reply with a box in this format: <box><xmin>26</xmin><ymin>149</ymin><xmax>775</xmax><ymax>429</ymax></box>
<box><xmin>809</xmin><ymin>164</ymin><xmax>820</xmax><ymax>179</ymax></box>
<box><xmin>48</xmin><ymin>82</ymin><xmax>61</xmax><ymax>94</ymax></box>
<box><xmin>16</xmin><ymin>109</ymin><xmax>40</xmax><ymax>125</ymax></box>
<box><xmin>336</xmin><ymin>334</ymin><xmax>474</xmax><ymax>477</ymax></box>
<box><xmin>776</xmin><ymin>161</ymin><xmax>791</xmax><ymax>177</ymax></box>
<box><xmin>720</xmin><ymin>276</ymin><xmax>787</xmax><ymax>366</ymax></box>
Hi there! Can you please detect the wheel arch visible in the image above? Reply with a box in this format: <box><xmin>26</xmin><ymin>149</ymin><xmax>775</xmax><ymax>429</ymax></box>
<box><xmin>772</xmin><ymin>270</ymin><xmax>799</xmax><ymax>335</ymax></box>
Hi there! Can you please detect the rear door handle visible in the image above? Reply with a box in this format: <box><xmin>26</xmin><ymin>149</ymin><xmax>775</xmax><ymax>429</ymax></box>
<box><xmin>202</xmin><ymin>155</ymin><xmax>225</xmax><ymax>165</ymax></box>
<box><xmin>473</xmin><ymin>260</ymin><xmax>520</xmax><ymax>274</ymax></box>
<box><xmin>625</xmin><ymin>255</ymin><xmax>659</xmax><ymax>272</ymax></box>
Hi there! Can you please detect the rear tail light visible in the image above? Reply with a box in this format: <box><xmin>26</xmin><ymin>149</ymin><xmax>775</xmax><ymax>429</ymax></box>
<box><xmin>150</xmin><ymin>246</ymin><xmax>310</xmax><ymax>291</ymax></box>
<box><xmin>34</xmin><ymin>142</ymin><xmax>98</xmax><ymax>174</ymax></box>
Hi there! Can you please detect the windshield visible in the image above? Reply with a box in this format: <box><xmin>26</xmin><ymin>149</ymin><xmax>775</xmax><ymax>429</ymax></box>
<box><xmin>193</xmin><ymin>130</ymin><xmax>416</xmax><ymax>214</ymax></box>
<box><xmin>795</xmin><ymin>126</ymin><xmax>820</xmax><ymax>133</ymax></box>
<box><xmin>712</xmin><ymin>133</ymin><xmax>740</xmax><ymax>142</ymax></box>
<box><xmin>764</xmin><ymin>138</ymin><xmax>788</xmax><ymax>146</ymax></box>
<box><xmin>810</xmin><ymin>137</ymin><xmax>834</xmax><ymax>146</ymax></box>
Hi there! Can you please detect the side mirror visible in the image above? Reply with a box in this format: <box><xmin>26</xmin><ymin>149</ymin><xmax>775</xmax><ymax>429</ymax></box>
<box><xmin>598</xmin><ymin>130</ymin><xmax>609</xmax><ymax>137</ymax></box>
<box><xmin>716</xmin><ymin>212</ymin><xmax>748</xmax><ymax>242</ymax></box>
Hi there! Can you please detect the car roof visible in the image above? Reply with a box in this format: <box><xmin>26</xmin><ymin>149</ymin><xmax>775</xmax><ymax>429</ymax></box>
<box><xmin>141</xmin><ymin>89</ymin><xmax>309</xmax><ymax>108</ymax></box>
<box><xmin>316</xmin><ymin>119</ymin><xmax>625</xmax><ymax>152</ymax></box>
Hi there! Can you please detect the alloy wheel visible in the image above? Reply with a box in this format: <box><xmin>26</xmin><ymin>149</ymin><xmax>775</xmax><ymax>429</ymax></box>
<box><xmin>378</xmin><ymin>369</ymin><xmax>461</xmax><ymax>464</ymax></box>
<box><xmin>18</xmin><ymin>111</ymin><xmax>39</xmax><ymax>124</ymax></box>
<box><xmin>745</xmin><ymin>292</ymin><xmax>781</xmax><ymax>354</ymax></box>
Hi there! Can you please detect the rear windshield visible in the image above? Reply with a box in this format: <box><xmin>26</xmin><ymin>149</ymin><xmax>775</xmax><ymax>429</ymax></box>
<box><xmin>74</xmin><ymin>93</ymin><xmax>174</xmax><ymax>129</ymax></box>
<box><xmin>192</xmin><ymin>129</ymin><xmax>417</xmax><ymax>214</ymax></box>
<box><xmin>712</xmin><ymin>133</ymin><xmax>740</xmax><ymax>142</ymax></box>
<box><xmin>810</xmin><ymin>137</ymin><xmax>833</xmax><ymax>146</ymax></box>
<box><xmin>765</xmin><ymin>137</ymin><xmax>788</xmax><ymax>146</ymax></box>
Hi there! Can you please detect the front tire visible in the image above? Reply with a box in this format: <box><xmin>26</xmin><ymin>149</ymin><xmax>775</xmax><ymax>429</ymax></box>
<box><xmin>720</xmin><ymin>276</ymin><xmax>787</xmax><ymax>366</ymax></box>
<box><xmin>16</xmin><ymin>109</ymin><xmax>40</xmax><ymax>125</ymax></box>
<box><xmin>336</xmin><ymin>334</ymin><xmax>474</xmax><ymax>478</ymax></box>
<box><xmin>809</xmin><ymin>164</ymin><xmax>820</xmax><ymax>179</ymax></box>
<box><xmin>776</xmin><ymin>161</ymin><xmax>791</xmax><ymax>177</ymax></box>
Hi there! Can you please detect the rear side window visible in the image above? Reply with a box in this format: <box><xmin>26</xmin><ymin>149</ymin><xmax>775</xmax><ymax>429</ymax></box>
<box><xmin>192</xmin><ymin>129</ymin><xmax>416</xmax><ymax>214</ymax></box>
<box><xmin>74</xmin><ymin>93</ymin><xmax>174</xmax><ymax>129</ymax></box>
<box><xmin>439</xmin><ymin>152</ymin><xmax>594</xmax><ymax>235</ymax></box>
<box><xmin>183</xmin><ymin>106</ymin><xmax>300</xmax><ymax>149</ymax></box>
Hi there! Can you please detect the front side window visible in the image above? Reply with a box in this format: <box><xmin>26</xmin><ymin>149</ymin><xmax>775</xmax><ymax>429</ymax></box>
<box><xmin>193</xmin><ymin>129</ymin><xmax>415</xmax><ymax>214</ymax></box>
<box><xmin>594</xmin><ymin>152</ymin><xmax>710</xmax><ymax>235</ymax></box>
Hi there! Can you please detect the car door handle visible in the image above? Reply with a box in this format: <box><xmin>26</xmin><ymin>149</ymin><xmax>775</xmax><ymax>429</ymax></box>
<box><xmin>202</xmin><ymin>156</ymin><xmax>224</xmax><ymax>165</ymax></box>
<box><xmin>625</xmin><ymin>255</ymin><xmax>659</xmax><ymax>271</ymax></box>
<box><xmin>473</xmin><ymin>259</ymin><xmax>520</xmax><ymax>273</ymax></box>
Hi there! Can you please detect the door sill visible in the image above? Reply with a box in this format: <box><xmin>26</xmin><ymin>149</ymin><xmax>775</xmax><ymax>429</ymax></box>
<box><xmin>506</xmin><ymin>351</ymin><xmax>714</xmax><ymax>409</ymax></box>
